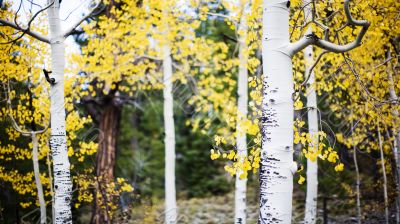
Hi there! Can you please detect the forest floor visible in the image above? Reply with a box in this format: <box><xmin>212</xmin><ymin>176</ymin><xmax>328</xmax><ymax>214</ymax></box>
<box><xmin>80</xmin><ymin>186</ymin><xmax>392</xmax><ymax>223</ymax></box>
<box><xmin>125</xmin><ymin>187</ymin><xmax>309</xmax><ymax>223</ymax></box>
<box><xmin>124</xmin><ymin>189</ymin><xmax>392</xmax><ymax>224</ymax></box>
<box><xmin>127</xmin><ymin>189</ymin><xmax>260</xmax><ymax>224</ymax></box>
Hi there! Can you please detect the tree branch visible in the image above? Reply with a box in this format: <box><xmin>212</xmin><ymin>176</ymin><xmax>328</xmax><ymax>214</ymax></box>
<box><xmin>0</xmin><ymin>1</ymin><xmax>54</xmax><ymax>44</ymax></box>
<box><xmin>7</xmin><ymin>97</ymin><xmax>49</xmax><ymax>135</ymax></box>
<box><xmin>5</xmin><ymin>77</ymin><xmax>48</xmax><ymax>136</ymax></box>
<box><xmin>301</xmin><ymin>50</ymin><xmax>328</xmax><ymax>87</ymax></box>
<box><xmin>206</xmin><ymin>12</ymin><xmax>232</xmax><ymax>20</ymax></box>
<box><xmin>62</xmin><ymin>1</ymin><xmax>104</xmax><ymax>38</ymax></box>
<box><xmin>287</xmin><ymin>0</ymin><xmax>370</xmax><ymax>57</ymax></box>
<box><xmin>0</xmin><ymin>19</ymin><xmax>49</xmax><ymax>43</ymax></box>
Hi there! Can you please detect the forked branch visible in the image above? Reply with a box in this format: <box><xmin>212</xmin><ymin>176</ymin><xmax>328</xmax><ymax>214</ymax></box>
<box><xmin>0</xmin><ymin>18</ymin><xmax>50</xmax><ymax>43</ymax></box>
<box><xmin>287</xmin><ymin>0</ymin><xmax>370</xmax><ymax>57</ymax></box>
<box><xmin>62</xmin><ymin>1</ymin><xmax>104</xmax><ymax>37</ymax></box>
<box><xmin>0</xmin><ymin>0</ymin><xmax>103</xmax><ymax>43</ymax></box>
<box><xmin>5</xmin><ymin>81</ymin><xmax>48</xmax><ymax>136</ymax></box>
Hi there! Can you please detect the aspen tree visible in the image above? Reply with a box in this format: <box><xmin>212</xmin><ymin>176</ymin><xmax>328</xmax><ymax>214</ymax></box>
<box><xmin>259</xmin><ymin>0</ymin><xmax>369</xmax><ymax>222</ymax></box>
<box><xmin>162</xmin><ymin>2</ymin><xmax>177</xmax><ymax>222</ymax></box>
<box><xmin>313</xmin><ymin>1</ymin><xmax>399</xmax><ymax>220</ymax></box>
<box><xmin>6</xmin><ymin>79</ymin><xmax>49</xmax><ymax>224</ymax></box>
<box><xmin>388</xmin><ymin>42</ymin><xmax>400</xmax><ymax>222</ymax></box>
<box><xmin>378</xmin><ymin>124</ymin><xmax>389</xmax><ymax>224</ymax></box>
<box><xmin>235</xmin><ymin>1</ymin><xmax>249</xmax><ymax>223</ymax></box>
<box><xmin>303</xmin><ymin>0</ymin><xmax>318</xmax><ymax>222</ymax></box>
<box><xmin>191</xmin><ymin>4</ymin><xmax>262</xmax><ymax>222</ymax></box>
<box><xmin>72</xmin><ymin>1</ymin><xmax>153</xmax><ymax>221</ymax></box>
<box><xmin>0</xmin><ymin>1</ymin><xmax>103</xmax><ymax>222</ymax></box>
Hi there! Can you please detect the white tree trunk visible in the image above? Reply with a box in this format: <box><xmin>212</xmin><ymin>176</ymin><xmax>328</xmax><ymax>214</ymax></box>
<box><xmin>47</xmin><ymin>1</ymin><xmax>73</xmax><ymax>223</ymax></box>
<box><xmin>304</xmin><ymin>28</ymin><xmax>318</xmax><ymax>224</ymax></box>
<box><xmin>32</xmin><ymin>134</ymin><xmax>47</xmax><ymax>224</ymax></box>
<box><xmin>378</xmin><ymin>126</ymin><xmax>389</xmax><ymax>224</ymax></box>
<box><xmin>163</xmin><ymin>44</ymin><xmax>177</xmax><ymax>224</ymax></box>
<box><xmin>387</xmin><ymin>66</ymin><xmax>400</xmax><ymax>223</ymax></box>
<box><xmin>257</xmin><ymin>0</ymin><xmax>368</xmax><ymax>222</ymax></box>
<box><xmin>388</xmin><ymin>68</ymin><xmax>400</xmax><ymax>177</ymax></box>
<box><xmin>259</xmin><ymin>1</ymin><xmax>297</xmax><ymax>223</ymax></box>
<box><xmin>235</xmin><ymin>6</ymin><xmax>248</xmax><ymax>223</ymax></box>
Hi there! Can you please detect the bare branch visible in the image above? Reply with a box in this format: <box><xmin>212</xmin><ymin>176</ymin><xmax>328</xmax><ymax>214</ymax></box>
<box><xmin>6</xmin><ymin>78</ymin><xmax>48</xmax><ymax>136</ymax></box>
<box><xmin>62</xmin><ymin>1</ymin><xmax>104</xmax><ymax>38</ymax></box>
<box><xmin>287</xmin><ymin>0</ymin><xmax>370</xmax><ymax>57</ymax></box>
<box><xmin>0</xmin><ymin>19</ymin><xmax>49</xmax><ymax>43</ymax></box>
<box><xmin>301</xmin><ymin>50</ymin><xmax>328</xmax><ymax>86</ymax></box>
<box><xmin>0</xmin><ymin>1</ymin><xmax>54</xmax><ymax>44</ymax></box>
<box><xmin>7</xmin><ymin>97</ymin><xmax>48</xmax><ymax>136</ymax></box>
<box><xmin>7</xmin><ymin>110</ymin><xmax>31</xmax><ymax>136</ymax></box>
<box><xmin>206</xmin><ymin>12</ymin><xmax>231</xmax><ymax>20</ymax></box>
<box><xmin>342</xmin><ymin>55</ymin><xmax>397</xmax><ymax>105</ymax></box>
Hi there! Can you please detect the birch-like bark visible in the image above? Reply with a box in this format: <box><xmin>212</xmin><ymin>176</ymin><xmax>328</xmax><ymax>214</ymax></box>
<box><xmin>287</xmin><ymin>0</ymin><xmax>369</xmax><ymax>57</ymax></box>
<box><xmin>303</xmin><ymin>0</ymin><xmax>319</xmax><ymax>220</ymax></box>
<box><xmin>47</xmin><ymin>1</ymin><xmax>72</xmax><ymax>223</ymax></box>
<box><xmin>387</xmin><ymin>63</ymin><xmax>400</xmax><ymax>223</ymax></box>
<box><xmin>0</xmin><ymin>2</ymin><xmax>102</xmax><ymax>223</ymax></box>
<box><xmin>235</xmin><ymin>4</ymin><xmax>248</xmax><ymax>223</ymax></box>
<box><xmin>377</xmin><ymin>126</ymin><xmax>389</xmax><ymax>224</ymax></box>
<box><xmin>258</xmin><ymin>0</ymin><xmax>368</xmax><ymax>222</ymax></box>
<box><xmin>7</xmin><ymin>126</ymin><xmax>48</xmax><ymax>224</ymax></box>
<box><xmin>8</xmin><ymin>93</ymin><xmax>48</xmax><ymax>224</ymax></box>
<box><xmin>32</xmin><ymin>134</ymin><xmax>47</xmax><ymax>224</ymax></box>
<box><xmin>304</xmin><ymin>26</ymin><xmax>319</xmax><ymax>224</ymax></box>
<box><xmin>259</xmin><ymin>1</ymin><xmax>297</xmax><ymax>223</ymax></box>
<box><xmin>388</xmin><ymin>66</ymin><xmax>400</xmax><ymax>170</ymax></box>
<box><xmin>163</xmin><ymin>43</ymin><xmax>177</xmax><ymax>224</ymax></box>
<box><xmin>388</xmin><ymin>64</ymin><xmax>400</xmax><ymax>168</ymax></box>
<box><xmin>394</xmin><ymin>138</ymin><xmax>400</xmax><ymax>224</ymax></box>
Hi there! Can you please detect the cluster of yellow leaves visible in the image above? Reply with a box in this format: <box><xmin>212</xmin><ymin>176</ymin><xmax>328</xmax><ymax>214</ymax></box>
<box><xmin>210</xmin><ymin>146</ymin><xmax>260</xmax><ymax>178</ymax></box>
<box><xmin>286</xmin><ymin>1</ymin><xmax>399</xmax><ymax>182</ymax></box>
<box><xmin>74</xmin><ymin>0</ymin><xmax>204</xmax><ymax>101</ymax></box>
<box><xmin>309</xmin><ymin>0</ymin><xmax>400</xmax><ymax>177</ymax></box>
<box><xmin>71</xmin><ymin>0</ymin><xmax>208</xmax><ymax>212</ymax></box>
<box><xmin>229</xmin><ymin>148</ymin><xmax>261</xmax><ymax>178</ymax></box>
<box><xmin>73</xmin><ymin>171</ymin><xmax>134</xmax><ymax>220</ymax></box>
<box><xmin>187</xmin><ymin>39</ymin><xmax>237</xmax><ymax>140</ymax></box>
<box><xmin>0</xmin><ymin>4</ymin><xmax>100</xmax><ymax>209</ymax></box>
<box><xmin>188</xmin><ymin>0</ymin><xmax>263</xmax><ymax>177</ymax></box>
<box><xmin>293</xmin><ymin>119</ymin><xmax>343</xmax><ymax>176</ymax></box>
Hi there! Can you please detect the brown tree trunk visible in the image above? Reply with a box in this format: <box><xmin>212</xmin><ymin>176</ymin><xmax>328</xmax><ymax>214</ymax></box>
<box><xmin>97</xmin><ymin>103</ymin><xmax>121</xmax><ymax>180</ymax></box>
<box><xmin>91</xmin><ymin>100</ymin><xmax>121</xmax><ymax>224</ymax></box>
